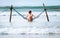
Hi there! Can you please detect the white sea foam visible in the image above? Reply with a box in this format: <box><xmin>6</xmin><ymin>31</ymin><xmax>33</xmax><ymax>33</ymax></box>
<box><xmin>0</xmin><ymin>28</ymin><xmax>60</xmax><ymax>35</ymax></box>
<box><xmin>0</xmin><ymin>11</ymin><xmax>60</xmax><ymax>16</ymax></box>
<box><xmin>0</xmin><ymin>11</ymin><xmax>60</xmax><ymax>35</ymax></box>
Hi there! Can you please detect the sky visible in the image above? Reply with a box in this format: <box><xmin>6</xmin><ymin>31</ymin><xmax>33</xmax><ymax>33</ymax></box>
<box><xmin>0</xmin><ymin>0</ymin><xmax>60</xmax><ymax>6</ymax></box>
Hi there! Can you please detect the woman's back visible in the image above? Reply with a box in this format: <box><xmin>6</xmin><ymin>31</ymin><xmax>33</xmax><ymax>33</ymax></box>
<box><xmin>27</xmin><ymin>10</ymin><xmax>33</xmax><ymax>22</ymax></box>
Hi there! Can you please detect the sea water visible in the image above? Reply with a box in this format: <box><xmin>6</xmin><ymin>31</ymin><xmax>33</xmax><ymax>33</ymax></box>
<box><xmin>0</xmin><ymin>6</ymin><xmax>60</xmax><ymax>38</ymax></box>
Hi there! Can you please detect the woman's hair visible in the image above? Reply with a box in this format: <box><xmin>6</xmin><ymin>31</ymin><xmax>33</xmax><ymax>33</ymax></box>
<box><xmin>29</xmin><ymin>10</ymin><xmax>32</xmax><ymax>14</ymax></box>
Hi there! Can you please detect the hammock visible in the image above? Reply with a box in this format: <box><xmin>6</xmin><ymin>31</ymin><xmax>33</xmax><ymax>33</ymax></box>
<box><xmin>13</xmin><ymin>8</ymin><xmax>27</xmax><ymax>20</ymax></box>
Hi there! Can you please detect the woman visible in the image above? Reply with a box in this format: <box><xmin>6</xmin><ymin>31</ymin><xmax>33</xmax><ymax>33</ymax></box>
<box><xmin>27</xmin><ymin>10</ymin><xmax>34</xmax><ymax>22</ymax></box>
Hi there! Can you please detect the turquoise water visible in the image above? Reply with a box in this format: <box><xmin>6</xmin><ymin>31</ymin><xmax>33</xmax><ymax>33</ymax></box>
<box><xmin>0</xmin><ymin>6</ymin><xmax>60</xmax><ymax>12</ymax></box>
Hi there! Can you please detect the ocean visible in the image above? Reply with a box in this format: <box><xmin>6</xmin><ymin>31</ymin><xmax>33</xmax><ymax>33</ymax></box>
<box><xmin>0</xmin><ymin>6</ymin><xmax>60</xmax><ymax>38</ymax></box>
